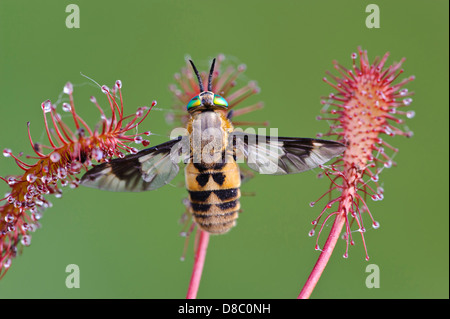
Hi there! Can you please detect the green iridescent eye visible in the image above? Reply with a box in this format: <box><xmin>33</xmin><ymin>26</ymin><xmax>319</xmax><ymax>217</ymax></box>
<box><xmin>187</xmin><ymin>96</ymin><xmax>201</xmax><ymax>110</ymax></box>
<box><xmin>213</xmin><ymin>94</ymin><xmax>228</xmax><ymax>108</ymax></box>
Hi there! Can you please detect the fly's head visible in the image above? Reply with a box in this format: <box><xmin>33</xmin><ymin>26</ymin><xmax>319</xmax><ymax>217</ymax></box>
<box><xmin>186</xmin><ymin>58</ymin><xmax>228</xmax><ymax>114</ymax></box>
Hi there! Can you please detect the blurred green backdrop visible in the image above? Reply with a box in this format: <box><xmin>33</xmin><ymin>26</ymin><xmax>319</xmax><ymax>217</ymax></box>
<box><xmin>0</xmin><ymin>0</ymin><xmax>448</xmax><ymax>299</ymax></box>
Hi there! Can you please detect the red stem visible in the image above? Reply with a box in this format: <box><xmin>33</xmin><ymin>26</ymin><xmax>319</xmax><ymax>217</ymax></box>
<box><xmin>186</xmin><ymin>229</ymin><xmax>210</xmax><ymax>299</ymax></box>
<box><xmin>298</xmin><ymin>212</ymin><xmax>346</xmax><ymax>299</ymax></box>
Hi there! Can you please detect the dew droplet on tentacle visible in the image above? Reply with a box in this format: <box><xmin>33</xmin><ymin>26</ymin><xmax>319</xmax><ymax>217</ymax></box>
<box><xmin>403</xmin><ymin>98</ymin><xmax>412</xmax><ymax>106</ymax></box>
<box><xmin>406</xmin><ymin>110</ymin><xmax>415</xmax><ymax>119</ymax></box>
<box><xmin>41</xmin><ymin>100</ymin><xmax>52</xmax><ymax>113</ymax></box>
<box><xmin>101</xmin><ymin>85</ymin><xmax>110</xmax><ymax>94</ymax></box>
<box><xmin>62</xmin><ymin>103</ymin><xmax>72</xmax><ymax>112</ymax></box>
<box><xmin>4</xmin><ymin>213</ymin><xmax>14</xmax><ymax>223</ymax></box>
<box><xmin>21</xmin><ymin>235</ymin><xmax>32</xmax><ymax>246</ymax></box>
<box><xmin>7</xmin><ymin>177</ymin><xmax>17</xmax><ymax>185</ymax></box>
<box><xmin>3</xmin><ymin>258</ymin><xmax>12</xmax><ymax>269</ymax></box>
<box><xmin>92</xmin><ymin>149</ymin><xmax>103</xmax><ymax>161</ymax></box>
<box><xmin>26</xmin><ymin>174</ymin><xmax>37</xmax><ymax>183</ymax></box>
<box><xmin>63</xmin><ymin>82</ymin><xmax>73</xmax><ymax>95</ymax></box>
<box><xmin>50</xmin><ymin>152</ymin><xmax>61</xmax><ymax>163</ymax></box>
<box><xmin>3</xmin><ymin>148</ymin><xmax>12</xmax><ymax>157</ymax></box>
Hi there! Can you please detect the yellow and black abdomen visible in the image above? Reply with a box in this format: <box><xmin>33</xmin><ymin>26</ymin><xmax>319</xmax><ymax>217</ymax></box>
<box><xmin>185</xmin><ymin>155</ymin><xmax>241</xmax><ymax>234</ymax></box>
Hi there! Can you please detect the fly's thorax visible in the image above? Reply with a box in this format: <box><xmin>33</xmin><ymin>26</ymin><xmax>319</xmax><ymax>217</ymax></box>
<box><xmin>187</xmin><ymin>110</ymin><xmax>233</xmax><ymax>165</ymax></box>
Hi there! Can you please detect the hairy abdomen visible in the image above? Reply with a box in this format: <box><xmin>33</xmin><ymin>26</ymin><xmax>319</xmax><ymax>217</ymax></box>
<box><xmin>185</xmin><ymin>157</ymin><xmax>241</xmax><ymax>234</ymax></box>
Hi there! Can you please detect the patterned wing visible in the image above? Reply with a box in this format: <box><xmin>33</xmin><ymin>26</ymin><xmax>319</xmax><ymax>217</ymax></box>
<box><xmin>81</xmin><ymin>138</ymin><xmax>184</xmax><ymax>192</ymax></box>
<box><xmin>232</xmin><ymin>131</ymin><xmax>346</xmax><ymax>175</ymax></box>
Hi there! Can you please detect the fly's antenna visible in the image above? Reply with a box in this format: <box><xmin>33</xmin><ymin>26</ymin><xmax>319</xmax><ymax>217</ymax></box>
<box><xmin>188</xmin><ymin>59</ymin><xmax>204</xmax><ymax>92</ymax></box>
<box><xmin>207</xmin><ymin>58</ymin><xmax>216</xmax><ymax>91</ymax></box>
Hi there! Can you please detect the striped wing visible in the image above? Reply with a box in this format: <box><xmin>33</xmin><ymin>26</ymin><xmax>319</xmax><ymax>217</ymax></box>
<box><xmin>81</xmin><ymin>138</ymin><xmax>184</xmax><ymax>192</ymax></box>
<box><xmin>232</xmin><ymin>132</ymin><xmax>346</xmax><ymax>175</ymax></box>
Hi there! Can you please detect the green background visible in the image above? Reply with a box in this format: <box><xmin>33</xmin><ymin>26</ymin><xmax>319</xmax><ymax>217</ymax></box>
<box><xmin>0</xmin><ymin>0</ymin><xmax>448</xmax><ymax>299</ymax></box>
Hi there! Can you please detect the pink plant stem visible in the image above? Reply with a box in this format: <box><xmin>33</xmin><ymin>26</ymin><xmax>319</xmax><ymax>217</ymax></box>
<box><xmin>298</xmin><ymin>212</ymin><xmax>346</xmax><ymax>299</ymax></box>
<box><xmin>186</xmin><ymin>229</ymin><xmax>210</xmax><ymax>299</ymax></box>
